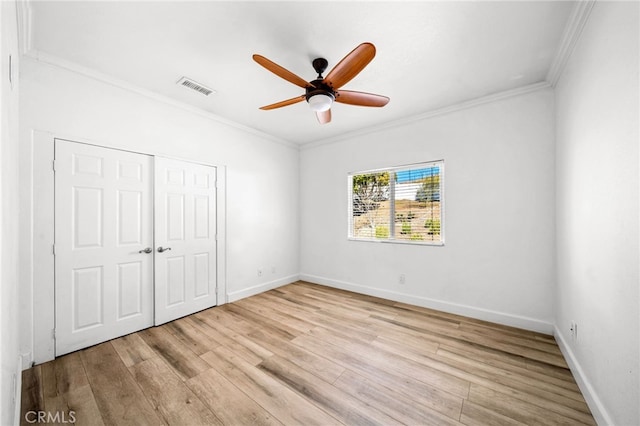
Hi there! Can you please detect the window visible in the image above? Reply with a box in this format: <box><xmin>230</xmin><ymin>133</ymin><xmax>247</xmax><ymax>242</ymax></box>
<box><xmin>348</xmin><ymin>161</ymin><xmax>444</xmax><ymax>245</ymax></box>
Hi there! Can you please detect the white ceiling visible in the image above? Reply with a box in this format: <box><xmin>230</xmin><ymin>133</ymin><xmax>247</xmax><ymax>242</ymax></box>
<box><xmin>24</xmin><ymin>1</ymin><xmax>576</xmax><ymax>145</ymax></box>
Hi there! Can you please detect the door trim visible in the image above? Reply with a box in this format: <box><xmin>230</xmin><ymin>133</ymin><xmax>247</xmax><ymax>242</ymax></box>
<box><xmin>31</xmin><ymin>132</ymin><xmax>227</xmax><ymax>363</ymax></box>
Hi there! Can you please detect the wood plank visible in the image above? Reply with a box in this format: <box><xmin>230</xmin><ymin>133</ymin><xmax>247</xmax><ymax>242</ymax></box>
<box><xmin>164</xmin><ymin>317</ymin><xmax>222</xmax><ymax>356</ymax></box>
<box><xmin>333</xmin><ymin>369</ymin><xmax>462</xmax><ymax>425</ymax></box>
<box><xmin>291</xmin><ymin>332</ymin><xmax>467</xmax><ymax>420</ymax></box>
<box><xmin>468</xmin><ymin>383</ymin><xmax>596</xmax><ymax>425</ymax></box>
<box><xmin>248</xmin><ymin>329</ymin><xmax>346</xmax><ymax>384</ymax></box>
<box><xmin>295</xmin><ymin>283</ymin><xmax>403</xmax><ymax>316</ymax></box>
<box><xmin>460</xmin><ymin>400</ymin><xmax>528</xmax><ymax>426</ymax></box>
<box><xmin>435</xmin><ymin>347</ymin><xmax>590</xmax><ymax>412</ymax></box>
<box><xmin>393</xmin><ymin>308</ymin><xmax>462</xmax><ymax>330</ymax></box>
<box><xmin>237</xmin><ymin>294</ymin><xmax>317</xmax><ymax>333</ymax></box>
<box><xmin>80</xmin><ymin>342</ymin><xmax>162</xmax><ymax>425</ymax></box>
<box><xmin>285</xmin><ymin>283</ymin><xmax>399</xmax><ymax>320</ymax></box>
<box><xmin>525</xmin><ymin>357</ymin><xmax>577</xmax><ymax>382</ymax></box>
<box><xmin>392</xmin><ymin>299</ymin><xmax>555</xmax><ymax>343</ymax></box>
<box><xmin>265</xmin><ymin>288</ymin><xmax>324</xmax><ymax>311</ymax></box>
<box><xmin>371</xmin><ymin>329</ymin><xmax>592</xmax><ymax>419</ymax></box>
<box><xmin>258</xmin><ymin>354</ymin><xmax>404</xmax><ymax>425</ymax></box>
<box><xmin>306</xmin><ymin>326</ymin><xmax>471</xmax><ymax>398</ymax></box>
<box><xmin>20</xmin><ymin>365</ymin><xmax>44</xmax><ymax>426</ymax></box>
<box><xmin>111</xmin><ymin>332</ymin><xmax>157</xmax><ymax>367</ymax></box>
<box><xmin>282</xmin><ymin>288</ymin><xmax>373</xmax><ymax>321</ymax></box>
<box><xmin>188</xmin><ymin>313</ymin><xmax>273</xmax><ymax>365</ymax></box>
<box><xmin>222</xmin><ymin>302</ymin><xmax>301</xmax><ymax>340</ymax></box>
<box><xmin>458</xmin><ymin>322</ymin><xmax>564</xmax><ymax>356</ymax></box>
<box><xmin>430</xmin><ymin>334</ymin><xmax>529</xmax><ymax>369</ymax></box>
<box><xmin>260</xmin><ymin>291</ymin><xmax>380</xmax><ymax>343</ymax></box>
<box><xmin>129</xmin><ymin>357</ymin><xmax>222</xmax><ymax>425</ymax></box>
<box><xmin>198</xmin><ymin>304</ymin><xmax>261</xmax><ymax>335</ymax></box>
<box><xmin>371</xmin><ymin>313</ymin><xmax>568</xmax><ymax>368</ymax></box>
<box><xmin>138</xmin><ymin>326</ymin><xmax>210</xmax><ymax>381</ymax></box>
<box><xmin>40</xmin><ymin>352</ymin><xmax>104</xmax><ymax>426</ymax></box>
<box><xmin>374</xmin><ymin>321</ymin><xmax>558</xmax><ymax>380</ymax></box>
<box><xmin>438</xmin><ymin>344</ymin><xmax>581</xmax><ymax>395</ymax></box>
<box><xmin>372</xmin><ymin>332</ymin><xmax>440</xmax><ymax>356</ymax></box>
<box><xmin>201</xmin><ymin>346</ymin><xmax>343</xmax><ymax>425</ymax></box>
<box><xmin>186</xmin><ymin>367</ymin><xmax>283</xmax><ymax>426</ymax></box>
<box><xmin>392</xmin><ymin>303</ymin><xmax>464</xmax><ymax>327</ymax></box>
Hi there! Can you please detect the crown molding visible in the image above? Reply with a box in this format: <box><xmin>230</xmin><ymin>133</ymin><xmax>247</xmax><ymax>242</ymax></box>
<box><xmin>15</xmin><ymin>0</ymin><xmax>32</xmax><ymax>55</ymax></box>
<box><xmin>301</xmin><ymin>81</ymin><xmax>552</xmax><ymax>150</ymax></box>
<box><xmin>21</xmin><ymin>50</ymin><xmax>299</xmax><ymax>149</ymax></box>
<box><xmin>546</xmin><ymin>0</ymin><xmax>596</xmax><ymax>87</ymax></box>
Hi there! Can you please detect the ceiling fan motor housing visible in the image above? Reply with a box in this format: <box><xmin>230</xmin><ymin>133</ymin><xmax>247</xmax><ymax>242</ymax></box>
<box><xmin>305</xmin><ymin>79</ymin><xmax>335</xmax><ymax>103</ymax></box>
<box><xmin>306</xmin><ymin>57</ymin><xmax>335</xmax><ymax>107</ymax></box>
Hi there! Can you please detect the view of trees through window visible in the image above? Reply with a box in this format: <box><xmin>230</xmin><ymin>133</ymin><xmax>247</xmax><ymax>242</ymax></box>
<box><xmin>349</xmin><ymin>161</ymin><xmax>443</xmax><ymax>244</ymax></box>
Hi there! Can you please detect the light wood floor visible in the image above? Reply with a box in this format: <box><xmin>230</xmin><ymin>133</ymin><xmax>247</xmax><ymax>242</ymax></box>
<box><xmin>21</xmin><ymin>281</ymin><xmax>595</xmax><ymax>425</ymax></box>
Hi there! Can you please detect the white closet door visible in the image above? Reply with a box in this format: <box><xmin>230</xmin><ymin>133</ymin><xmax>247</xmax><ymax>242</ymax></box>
<box><xmin>154</xmin><ymin>157</ymin><xmax>217</xmax><ymax>325</ymax></box>
<box><xmin>54</xmin><ymin>140</ymin><xmax>154</xmax><ymax>356</ymax></box>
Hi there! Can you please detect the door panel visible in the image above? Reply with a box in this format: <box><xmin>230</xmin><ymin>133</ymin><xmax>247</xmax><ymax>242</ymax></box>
<box><xmin>117</xmin><ymin>261</ymin><xmax>144</xmax><ymax>319</ymax></box>
<box><xmin>72</xmin><ymin>266</ymin><xmax>103</xmax><ymax>330</ymax></box>
<box><xmin>194</xmin><ymin>253</ymin><xmax>210</xmax><ymax>298</ymax></box>
<box><xmin>166</xmin><ymin>193</ymin><xmax>185</xmax><ymax>241</ymax></box>
<box><xmin>117</xmin><ymin>190</ymin><xmax>143</xmax><ymax>245</ymax></box>
<box><xmin>154</xmin><ymin>157</ymin><xmax>217</xmax><ymax>325</ymax></box>
<box><xmin>55</xmin><ymin>140</ymin><xmax>154</xmax><ymax>356</ymax></box>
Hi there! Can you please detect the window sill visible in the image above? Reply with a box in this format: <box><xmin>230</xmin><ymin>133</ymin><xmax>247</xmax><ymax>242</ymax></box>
<box><xmin>347</xmin><ymin>237</ymin><xmax>445</xmax><ymax>247</ymax></box>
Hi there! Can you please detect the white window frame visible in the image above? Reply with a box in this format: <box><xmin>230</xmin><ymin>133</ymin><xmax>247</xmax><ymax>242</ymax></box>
<box><xmin>348</xmin><ymin>160</ymin><xmax>445</xmax><ymax>246</ymax></box>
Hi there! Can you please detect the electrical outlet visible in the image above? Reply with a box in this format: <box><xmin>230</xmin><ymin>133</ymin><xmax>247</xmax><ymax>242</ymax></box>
<box><xmin>570</xmin><ymin>321</ymin><xmax>578</xmax><ymax>340</ymax></box>
<box><xmin>399</xmin><ymin>274</ymin><xmax>406</xmax><ymax>285</ymax></box>
<box><xmin>257</xmin><ymin>268</ymin><xmax>263</xmax><ymax>277</ymax></box>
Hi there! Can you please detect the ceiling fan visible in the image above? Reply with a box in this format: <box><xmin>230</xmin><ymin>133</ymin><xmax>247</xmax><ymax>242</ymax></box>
<box><xmin>253</xmin><ymin>42</ymin><xmax>390</xmax><ymax>124</ymax></box>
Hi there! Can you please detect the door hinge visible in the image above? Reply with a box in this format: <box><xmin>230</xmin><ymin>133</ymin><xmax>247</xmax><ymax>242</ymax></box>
<box><xmin>52</xmin><ymin>160</ymin><xmax>56</xmax><ymax>171</ymax></box>
<box><xmin>8</xmin><ymin>55</ymin><xmax>13</xmax><ymax>89</ymax></box>
<box><xmin>52</xmin><ymin>244</ymin><xmax>55</xmax><ymax>255</ymax></box>
<box><xmin>52</xmin><ymin>329</ymin><xmax>55</xmax><ymax>339</ymax></box>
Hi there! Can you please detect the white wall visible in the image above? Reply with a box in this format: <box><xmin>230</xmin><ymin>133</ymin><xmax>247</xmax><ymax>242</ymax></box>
<box><xmin>554</xmin><ymin>2</ymin><xmax>639</xmax><ymax>425</ymax></box>
<box><xmin>1</xmin><ymin>0</ymin><xmax>21</xmax><ymax>423</ymax></box>
<box><xmin>300</xmin><ymin>88</ymin><xmax>556</xmax><ymax>332</ymax></box>
<box><xmin>18</xmin><ymin>57</ymin><xmax>300</xmax><ymax>364</ymax></box>
<box><xmin>13</xmin><ymin>3</ymin><xmax>639</xmax><ymax>423</ymax></box>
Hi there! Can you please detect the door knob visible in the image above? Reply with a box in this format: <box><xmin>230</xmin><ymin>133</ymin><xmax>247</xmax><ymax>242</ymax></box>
<box><xmin>157</xmin><ymin>246</ymin><xmax>172</xmax><ymax>253</ymax></box>
<box><xmin>138</xmin><ymin>247</ymin><xmax>153</xmax><ymax>254</ymax></box>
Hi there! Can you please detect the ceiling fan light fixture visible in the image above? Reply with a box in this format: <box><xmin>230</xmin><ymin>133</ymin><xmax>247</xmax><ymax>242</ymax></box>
<box><xmin>308</xmin><ymin>93</ymin><xmax>334</xmax><ymax>112</ymax></box>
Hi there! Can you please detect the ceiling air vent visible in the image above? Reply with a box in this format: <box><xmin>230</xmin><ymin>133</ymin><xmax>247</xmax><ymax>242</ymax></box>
<box><xmin>176</xmin><ymin>77</ymin><xmax>215</xmax><ymax>96</ymax></box>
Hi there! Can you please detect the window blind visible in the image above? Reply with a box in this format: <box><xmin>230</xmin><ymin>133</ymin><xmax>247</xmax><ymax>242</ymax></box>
<box><xmin>348</xmin><ymin>160</ymin><xmax>444</xmax><ymax>245</ymax></box>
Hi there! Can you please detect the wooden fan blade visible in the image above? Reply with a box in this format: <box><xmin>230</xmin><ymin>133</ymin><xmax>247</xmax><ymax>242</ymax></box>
<box><xmin>316</xmin><ymin>109</ymin><xmax>331</xmax><ymax>124</ymax></box>
<box><xmin>253</xmin><ymin>54</ymin><xmax>315</xmax><ymax>89</ymax></box>
<box><xmin>335</xmin><ymin>90</ymin><xmax>390</xmax><ymax>107</ymax></box>
<box><xmin>324</xmin><ymin>42</ymin><xmax>376</xmax><ymax>90</ymax></box>
<box><xmin>259</xmin><ymin>95</ymin><xmax>306</xmax><ymax>110</ymax></box>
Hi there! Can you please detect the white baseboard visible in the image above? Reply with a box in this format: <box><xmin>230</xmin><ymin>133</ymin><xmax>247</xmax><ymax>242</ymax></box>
<box><xmin>227</xmin><ymin>274</ymin><xmax>299</xmax><ymax>303</ymax></box>
<box><xmin>14</xmin><ymin>355</ymin><xmax>23</xmax><ymax>426</ymax></box>
<box><xmin>300</xmin><ymin>274</ymin><xmax>554</xmax><ymax>334</ymax></box>
<box><xmin>554</xmin><ymin>326</ymin><xmax>612</xmax><ymax>426</ymax></box>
